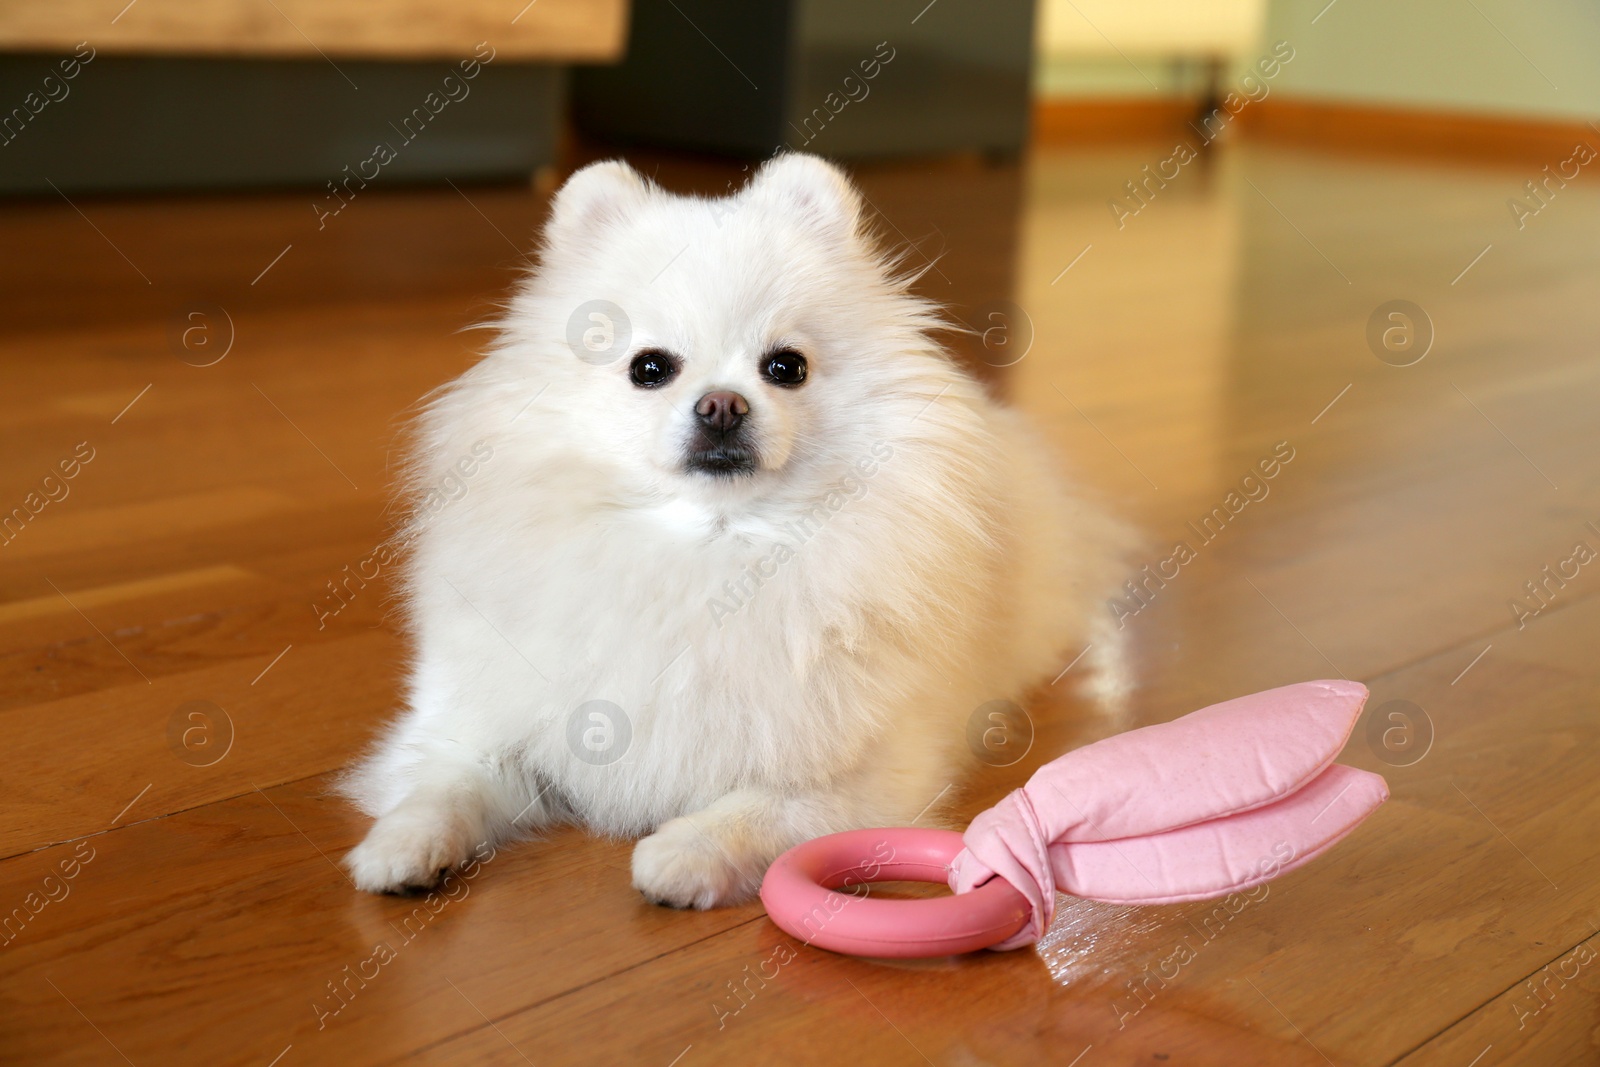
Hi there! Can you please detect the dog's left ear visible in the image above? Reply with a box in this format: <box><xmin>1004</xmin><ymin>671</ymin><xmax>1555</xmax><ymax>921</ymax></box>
<box><xmin>747</xmin><ymin>154</ymin><xmax>861</xmax><ymax>243</ymax></box>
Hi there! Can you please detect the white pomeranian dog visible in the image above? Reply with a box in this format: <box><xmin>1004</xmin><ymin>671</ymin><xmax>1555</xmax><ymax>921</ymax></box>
<box><xmin>343</xmin><ymin>154</ymin><xmax>1127</xmax><ymax>907</ymax></box>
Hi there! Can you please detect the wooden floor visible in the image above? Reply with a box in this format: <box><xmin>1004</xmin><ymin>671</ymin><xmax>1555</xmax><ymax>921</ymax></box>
<box><xmin>2</xmin><ymin>136</ymin><xmax>1598</xmax><ymax>1066</ymax></box>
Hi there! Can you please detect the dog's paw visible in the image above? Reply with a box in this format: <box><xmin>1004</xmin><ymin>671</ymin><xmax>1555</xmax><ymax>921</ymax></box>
<box><xmin>632</xmin><ymin>817</ymin><xmax>756</xmax><ymax>909</ymax></box>
<box><xmin>345</xmin><ymin>810</ymin><xmax>471</xmax><ymax>894</ymax></box>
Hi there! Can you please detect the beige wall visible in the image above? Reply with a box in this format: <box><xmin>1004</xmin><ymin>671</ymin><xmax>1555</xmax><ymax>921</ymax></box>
<box><xmin>1035</xmin><ymin>0</ymin><xmax>1264</xmax><ymax>98</ymax></box>
<box><xmin>1258</xmin><ymin>0</ymin><xmax>1597</xmax><ymax>120</ymax></box>
<box><xmin>1037</xmin><ymin>0</ymin><xmax>1600</xmax><ymax>122</ymax></box>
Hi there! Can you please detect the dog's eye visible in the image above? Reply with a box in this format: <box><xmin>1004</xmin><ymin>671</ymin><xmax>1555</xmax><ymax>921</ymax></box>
<box><xmin>763</xmin><ymin>350</ymin><xmax>807</xmax><ymax>387</ymax></box>
<box><xmin>629</xmin><ymin>351</ymin><xmax>677</xmax><ymax>388</ymax></box>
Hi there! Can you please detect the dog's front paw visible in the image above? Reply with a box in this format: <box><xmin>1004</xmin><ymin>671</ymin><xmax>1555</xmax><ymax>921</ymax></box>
<box><xmin>632</xmin><ymin>817</ymin><xmax>756</xmax><ymax>909</ymax></box>
<box><xmin>346</xmin><ymin>810</ymin><xmax>472</xmax><ymax>894</ymax></box>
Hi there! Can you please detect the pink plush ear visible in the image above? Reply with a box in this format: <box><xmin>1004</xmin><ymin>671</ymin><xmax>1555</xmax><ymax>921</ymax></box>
<box><xmin>949</xmin><ymin>681</ymin><xmax>1388</xmax><ymax>950</ymax></box>
<box><xmin>1049</xmin><ymin>763</ymin><xmax>1388</xmax><ymax>905</ymax></box>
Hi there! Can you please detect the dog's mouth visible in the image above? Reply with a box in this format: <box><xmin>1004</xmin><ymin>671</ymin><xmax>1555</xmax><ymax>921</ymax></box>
<box><xmin>685</xmin><ymin>445</ymin><xmax>759</xmax><ymax>477</ymax></box>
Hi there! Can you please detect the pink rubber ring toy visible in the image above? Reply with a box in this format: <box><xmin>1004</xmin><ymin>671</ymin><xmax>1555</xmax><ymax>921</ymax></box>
<box><xmin>759</xmin><ymin>827</ymin><xmax>1030</xmax><ymax>957</ymax></box>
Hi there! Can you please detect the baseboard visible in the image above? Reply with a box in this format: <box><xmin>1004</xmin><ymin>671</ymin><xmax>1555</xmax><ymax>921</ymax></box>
<box><xmin>1033</xmin><ymin>96</ymin><xmax>1600</xmax><ymax>165</ymax></box>
<box><xmin>1238</xmin><ymin>99</ymin><xmax>1598</xmax><ymax>164</ymax></box>
<box><xmin>1031</xmin><ymin>98</ymin><xmax>1200</xmax><ymax>145</ymax></box>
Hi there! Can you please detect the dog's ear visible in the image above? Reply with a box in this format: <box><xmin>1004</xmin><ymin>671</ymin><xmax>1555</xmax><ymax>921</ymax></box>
<box><xmin>747</xmin><ymin>154</ymin><xmax>861</xmax><ymax>242</ymax></box>
<box><xmin>544</xmin><ymin>160</ymin><xmax>648</xmax><ymax>250</ymax></box>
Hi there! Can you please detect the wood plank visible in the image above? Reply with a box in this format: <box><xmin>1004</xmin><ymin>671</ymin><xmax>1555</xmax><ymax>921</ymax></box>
<box><xmin>0</xmin><ymin>562</ymin><xmax>393</xmax><ymax>714</ymax></box>
<box><xmin>0</xmin><ymin>0</ymin><xmax>628</xmax><ymax>62</ymax></box>
<box><xmin>0</xmin><ymin>628</ymin><xmax>400</xmax><ymax>857</ymax></box>
<box><xmin>1392</xmin><ymin>933</ymin><xmax>1600</xmax><ymax>1066</ymax></box>
<box><xmin>0</xmin><ymin>564</ymin><xmax>252</xmax><ymax>627</ymax></box>
<box><xmin>0</xmin><ymin>778</ymin><xmax>754</xmax><ymax>1066</ymax></box>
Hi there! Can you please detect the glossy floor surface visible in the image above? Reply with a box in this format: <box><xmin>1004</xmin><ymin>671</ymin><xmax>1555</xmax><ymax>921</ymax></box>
<box><xmin>2</xmin><ymin>137</ymin><xmax>1598</xmax><ymax>1065</ymax></box>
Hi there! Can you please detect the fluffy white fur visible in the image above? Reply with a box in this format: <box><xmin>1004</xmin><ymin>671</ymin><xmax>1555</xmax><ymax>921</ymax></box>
<box><xmin>342</xmin><ymin>154</ymin><xmax>1128</xmax><ymax>907</ymax></box>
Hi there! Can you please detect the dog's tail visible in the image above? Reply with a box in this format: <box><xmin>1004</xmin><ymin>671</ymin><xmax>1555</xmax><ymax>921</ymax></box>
<box><xmin>1078</xmin><ymin>586</ymin><xmax>1136</xmax><ymax>729</ymax></box>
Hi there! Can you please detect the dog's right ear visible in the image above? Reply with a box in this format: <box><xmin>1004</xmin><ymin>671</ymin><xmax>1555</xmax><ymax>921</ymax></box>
<box><xmin>544</xmin><ymin>160</ymin><xmax>648</xmax><ymax>250</ymax></box>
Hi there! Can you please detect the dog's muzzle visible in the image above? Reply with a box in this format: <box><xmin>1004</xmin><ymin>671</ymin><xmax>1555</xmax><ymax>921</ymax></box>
<box><xmin>686</xmin><ymin>390</ymin><xmax>758</xmax><ymax>475</ymax></box>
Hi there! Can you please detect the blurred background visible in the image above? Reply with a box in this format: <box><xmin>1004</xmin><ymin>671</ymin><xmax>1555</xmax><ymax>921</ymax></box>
<box><xmin>6</xmin><ymin>0</ymin><xmax>1596</xmax><ymax>189</ymax></box>
<box><xmin>6</xmin><ymin>0</ymin><xmax>1596</xmax><ymax>174</ymax></box>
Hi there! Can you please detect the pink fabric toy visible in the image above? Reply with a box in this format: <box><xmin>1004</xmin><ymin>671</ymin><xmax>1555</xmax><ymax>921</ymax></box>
<box><xmin>761</xmin><ymin>680</ymin><xmax>1388</xmax><ymax>957</ymax></box>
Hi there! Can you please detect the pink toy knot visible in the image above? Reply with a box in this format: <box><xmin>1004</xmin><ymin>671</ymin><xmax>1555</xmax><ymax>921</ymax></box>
<box><xmin>949</xmin><ymin>787</ymin><xmax>1056</xmax><ymax>949</ymax></box>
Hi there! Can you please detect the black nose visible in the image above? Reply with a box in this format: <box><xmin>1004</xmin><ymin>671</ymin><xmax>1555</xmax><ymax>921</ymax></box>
<box><xmin>695</xmin><ymin>391</ymin><xmax>749</xmax><ymax>434</ymax></box>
